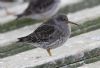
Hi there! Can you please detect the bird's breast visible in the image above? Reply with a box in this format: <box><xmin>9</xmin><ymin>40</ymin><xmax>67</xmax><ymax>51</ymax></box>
<box><xmin>55</xmin><ymin>21</ymin><xmax>71</xmax><ymax>37</ymax></box>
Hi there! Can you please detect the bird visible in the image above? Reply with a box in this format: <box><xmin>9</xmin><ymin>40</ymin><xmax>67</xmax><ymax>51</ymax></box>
<box><xmin>17</xmin><ymin>14</ymin><xmax>79</xmax><ymax>56</ymax></box>
<box><xmin>5</xmin><ymin>0</ymin><xmax>61</xmax><ymax>20</ymax></box>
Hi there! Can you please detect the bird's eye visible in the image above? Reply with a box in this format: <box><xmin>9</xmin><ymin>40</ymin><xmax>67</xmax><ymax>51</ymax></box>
<box><xmin>59</xmin><ymin>17</ymin><xmax>64</xmax><ymax>20</ymax></box>
<box><xmin>62</xmin><ymin>17</ymin><xmax>66</xmax><ymax>21</ymax></box>
<box><xmin>57</xmin><ymin>15</ymin><xmax>68</xmax><ymax>21</ymax></box>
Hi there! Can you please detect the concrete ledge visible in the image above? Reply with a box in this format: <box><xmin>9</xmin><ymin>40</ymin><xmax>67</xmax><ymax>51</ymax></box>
<box><xmin>78</xmin><ymin>61</ymin><xmax>100</xmax><ymax>68</ymax></box>
<box><xmin>60</xmin><ymin>54</ymin><xmax>100</xmax><ymax>68</ymax></box>
<box><xmin>0</xmin><ymin>29</ymin><xmax>100</xmax><ymax>68</ymax></box>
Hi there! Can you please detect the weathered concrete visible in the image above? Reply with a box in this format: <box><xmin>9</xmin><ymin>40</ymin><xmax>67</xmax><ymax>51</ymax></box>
<box><xmin>0</xmin><ymin>23</ymin><xmax>41</xmax><ymax>47</ymax></box>
<box><xmin>78</xmin><ymin>61</ymin><xmax>100</xmax><ymax>68</ymax></box>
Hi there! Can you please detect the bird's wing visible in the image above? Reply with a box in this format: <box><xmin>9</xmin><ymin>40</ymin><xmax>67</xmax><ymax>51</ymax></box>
<box><xmin>17</xmin><ymin>0</ymin><xmax>36</xmax><ymax>18</ymax></box>
<box><xmin>18</xmin><ymin>23</ymin><xmax>62</xmax><ymax>44</ymax></box>
<box><xmin>17</xmin><ymin>0</ymin><xmax>55</xmax><ymax>18</ymax></box>
<box><xmin>28</xmin><ymin>24</ymin><xmax>57</xmax><ymax>43</ymax></box>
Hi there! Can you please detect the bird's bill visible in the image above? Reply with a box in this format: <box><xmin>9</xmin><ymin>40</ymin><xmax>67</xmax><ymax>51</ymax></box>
<box><xmin>68</xmin><ymin>21</ymin><xmax>82</xmax><ymax>30</ymax></box>
<box><xmin>68</xmin><ymin>21</ymin><xmax>80</xmax><ymax>26</ymax></box>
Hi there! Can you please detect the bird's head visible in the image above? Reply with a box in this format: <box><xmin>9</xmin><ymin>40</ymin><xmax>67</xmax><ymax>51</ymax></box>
<box><xmin>56</xmin><ymin>14</ymin><xmax>79</xmax><ymax>26</ymax></box>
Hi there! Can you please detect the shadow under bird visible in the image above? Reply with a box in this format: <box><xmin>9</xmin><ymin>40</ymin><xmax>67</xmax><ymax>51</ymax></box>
<box><xmin>17</xmin><ymin>14</ymin><xmax>79</xmax><ymax>56</ymax></box>
<box><xmin>5</xmin><ymin>0</ymin><xmax>61</xmax><ymax>20</ymax></box>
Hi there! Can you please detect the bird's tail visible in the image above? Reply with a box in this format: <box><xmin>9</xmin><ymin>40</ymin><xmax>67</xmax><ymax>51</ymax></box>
<box><xmin>17</xmin><ymin>35</ymin><xmax>37</xmax><ymax>43</ymax></box>
<box><xmin>17</xmin><ymin>37</ymin><xmax>26</xmax><ymax>42</ymax></box>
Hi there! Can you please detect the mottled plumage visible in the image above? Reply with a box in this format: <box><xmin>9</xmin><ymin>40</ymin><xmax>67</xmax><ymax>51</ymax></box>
<box><xmin>18</xmin><ymin>14</ymin><xmax>80</xmax><ymax>56</ymax></box>
<box><xmin>18</xmin><ymin>19</ymin><xmax>71</xmax><ymax>49</ymax></box>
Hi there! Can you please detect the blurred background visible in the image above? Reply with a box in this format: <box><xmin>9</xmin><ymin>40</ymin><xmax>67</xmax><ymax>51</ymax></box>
<box><xmin>0</xmin><ymin>0</ymin><xmax>100</xmax><ymax>68</ymax></box>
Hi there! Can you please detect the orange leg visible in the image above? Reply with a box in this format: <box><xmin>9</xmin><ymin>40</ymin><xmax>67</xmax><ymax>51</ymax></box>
<box><xmin>47</xmin><ymin>48</ymin><xmax>52</xmax><ymax>56</ymax></box>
